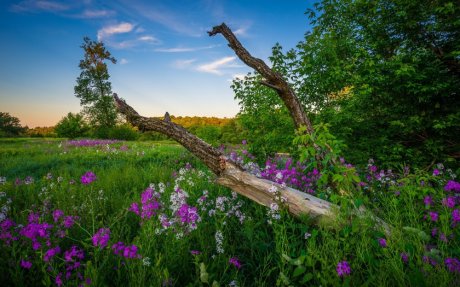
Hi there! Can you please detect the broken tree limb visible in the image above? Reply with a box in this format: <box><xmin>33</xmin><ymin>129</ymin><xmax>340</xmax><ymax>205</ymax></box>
<box><xmin>208</xmin><ymin>23</ymin><xmax>329</xmax><ymax>166</ymax></box>
<box><xmin>113</xmin><ymin>93</ymin><xmax>225</xmax><ymax>175</ymax></box>
<box><xmin>208</xmin><ymin>23</ymin><xmax>314</xmax><ymax>135</ymax></box>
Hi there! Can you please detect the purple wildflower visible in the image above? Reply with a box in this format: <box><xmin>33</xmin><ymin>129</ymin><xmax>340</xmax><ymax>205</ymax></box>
<box><xmin>20</xmin><ymin>260</ymin><xmax>32</xmax><ymax>269</ymax></box>
<box><xmin>336</xmin><ymin>261</ymin><xmax>351</xmax><ymax>277</ymax></box>
<box><xmin>128</xmin><ymin>203</ymin><xmax>140</xmax><ymax>215</ymax></box>
<box><xmin>44</xmin><ymin>246</ymin><xmax>61</xmax><ymax>262</ymax></box>
<box><xmin>53</xmin><ymin>210</ymin><xmax>64</xmax><ymax>222</ymax></box>
<box><xmin>64</xmin><ymin>246</ymin><xmax>84</xmax><ymax>262</ymax></box>
<box><xmin>123</xmin><ymin>245</ymin><xmax>139</xmax><ymax>259</ymax></box>
<box><xmin>424</xmin><ymin>196</ymin><xmax>433</xmax><ymax>206</ymax></box>
<box><xmin>177</xmin><ymin>204</ymin><xmax>200</xmax><ymax>224</ymax></box>
<box><xmin>429</xmin><ymin>211</ymin><xmax>439</xmax><ymax>222</ymax></box>
<box><xmin>432</xmin><ymin>169</ymin><xmax>440</xmax><ymax>176</ymax></box>
<box><xmin>81</xmin><ymin>171</ymin><xmax>96</xmax><ymax>185</ymax></box>
<box><xmin>400</xmin><ymin>253</ymin><xmax>409</xmax><ymax>264</ymax></box>
<box><xmin>445</xmin><ymin>258</ymin><xmax>460</xmax><ymax>273</ymax></box>
<box><xmin>92</xmin><ymin>228</ymin><xmax>111</xmax><ymax>249</ymax></box>
<box><xmin>444</xmin><ymin>181</ymin><xmax>460</xmax><ymax>192</ymax></box>
<box><xmin>63</xmin><ymin>216</ymin><xmax>77</xmax><ymax>228</ymax></box>
<box><xmin>452</xmin><ymin>209</ymin><xmax>460</xmax><ymax>225</ymax></box>
<box><xmin>28</xmin><ymin>212</ymin><xmax>40</xmax><ymax>224</ymax></box>
<box><xmin>229</xmin><ymin>257</ymin><xmax>242</xmax><ymax>269</ymax></box>
<box><xmin>378</xmin><ymin>238</ymin><xmax>387</xmax><ymax>248</ymax></box>
<box><xmin>112</xmin><ymin>242</ymin><xmax>140</xmax><ymax>259</ymax></box>
<box><xmin>190</xmin><ymin>250</ymin><xmax>201</xmax><ymax>255</ymax></box>
<box><xmin>442</xmin><ymin>197</ymin><xmax>456</xmax><ymax>208</ymax></box>
<box><xmin>55</xmin><ymin>273</ymin><xmax>63</xmax><ymax>287</ymax></box>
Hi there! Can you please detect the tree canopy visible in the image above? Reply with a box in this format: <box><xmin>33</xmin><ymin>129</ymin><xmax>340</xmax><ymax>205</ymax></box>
<box><xmin>0</xmin><ymin>112</ymin><xmax>25</xmax><ymax>136</ymax></box>
<box><xmin>74</xmin><ymin>37</ymin><xmax>118</xmax><ymax>128</ymax></box>
<box><xmin>233</xmin><ymin>0</ymin><xmax>460</xmax><ymax>167</ymax></box>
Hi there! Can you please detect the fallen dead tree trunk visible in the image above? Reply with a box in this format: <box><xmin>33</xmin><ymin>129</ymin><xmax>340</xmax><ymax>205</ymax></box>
<box><xmin>113</xmin><ymin>94</ymin><xmax>334</xmax><ymax>222</ymax></box>
<box><xmin>114</xmin><ymin>95</ymin><xmax>390</xmax><ymax>234</ymax></box>
<box><xmin>113</xmin><ymin>22</ymin><xmax>391</xmax><ymax>234</ymax></box>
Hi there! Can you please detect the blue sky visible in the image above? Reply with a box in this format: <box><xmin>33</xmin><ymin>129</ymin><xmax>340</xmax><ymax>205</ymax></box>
<box><xmin>0</xmin><ymin>0</ymin><xmax>314</xmax><ymax>127</ymax></box>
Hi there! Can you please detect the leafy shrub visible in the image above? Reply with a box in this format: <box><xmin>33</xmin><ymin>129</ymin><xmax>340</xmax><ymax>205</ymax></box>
<box><xmin>54</xmin><ymin>113</ymin><xmax>88</xmax><ymax>139</ymax></box>
<box><xmin>107</xmin><ymin>124</ymin><xmax>139</xmax><ymax>140</ymax></box>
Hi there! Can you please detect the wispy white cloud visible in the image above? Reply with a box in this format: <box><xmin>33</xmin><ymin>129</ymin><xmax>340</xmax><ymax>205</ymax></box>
<box><xmin>80</xmin><ymin>9</ymin><xmax>114</xmax><ymax>18</ymax></box>
<box><xmin>155</xmin><ymin>45</ymin><xmax>218</xmax><ymax>53</ymax></box>
<box><xmin>97</xmin><ymin>22</ymin><xmax>134</xmax><ymax>41</ymax></box>
<box><xmin>11</xmin><ymin>0</ymin><xmax>70</xmax><ymax>13</ymax></box>
<box><xmin>120</xmin><ymin>58</ymin><xmax>129</xmax><ymax>65</ymax></box>
<box><xmin>124</xmin><ymin>1</ymin><xmax>201</xmax><ymax>37</ymax></box>
<box><xmin>138</xmin><ymin>35</ymin><xmax>157</xmax><ymax>42</ymax></box>
<box><xmin>196</xmin><ymin>56</ymin><xmax>237</xmax><ymax>75</ymax></box>
<box><xmin>97</xmin><ymin>22</ymin><xmax>160</xmax><ymax>49</ymax></box>
<box><xmin>233</xmin><ymin>22</ymin><xmax>252</xmax><ymax>37</ymax></box>
<box><xmin>172</xmin><ymin>59</ymin><xmax>196</xmax><ymax>69</ymax></box>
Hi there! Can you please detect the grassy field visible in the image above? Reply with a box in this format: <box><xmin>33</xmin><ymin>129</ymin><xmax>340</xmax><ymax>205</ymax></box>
<box><xmin>0</xmin><ymin>138</ymin><xmax>459</xmax><ymax>286</ymax></box>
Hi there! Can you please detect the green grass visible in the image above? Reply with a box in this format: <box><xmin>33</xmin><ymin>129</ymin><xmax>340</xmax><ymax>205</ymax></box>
<box><xmin>0</xmin><ymin>138</ymin><xmax>458</xmax><ymax>286</ymax></box>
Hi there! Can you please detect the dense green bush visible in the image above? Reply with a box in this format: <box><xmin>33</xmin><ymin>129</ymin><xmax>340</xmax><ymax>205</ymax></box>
<box><xmin>108</xmin><ymin>124</ymin><xmax>139</xmax><ymax>141</ymax></box>
<box><xmin>54</xmin><ymin>112</ymin><xmax>89</xmax><ymax>139</ymax></box>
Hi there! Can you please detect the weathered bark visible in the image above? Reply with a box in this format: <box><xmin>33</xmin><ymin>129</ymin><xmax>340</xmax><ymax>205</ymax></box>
<box><xmin>113</xmin><ymin>94</ymin><xmax>226</xmax><ymax>175</ymax></box>
<box><xmin>208</xmin><ymin>23</ymin><xmax>314</xmax><ymax>135</ymax></box>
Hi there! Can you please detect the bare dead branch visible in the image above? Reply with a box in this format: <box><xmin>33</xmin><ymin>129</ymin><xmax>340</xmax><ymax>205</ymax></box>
<box><xmin>113</xmin><ymin>93</ymin><xmax>226</xmax><ymax>175</ymax></box>
<box><xmin>208</xmin><ymin>23</ymin><xmax>314</xmax><ymax>134</ymax></box>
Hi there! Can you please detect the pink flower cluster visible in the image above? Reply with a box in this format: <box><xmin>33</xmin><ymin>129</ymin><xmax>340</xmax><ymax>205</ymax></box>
<box><xmin>66</xmin><ymin>139</ymin><xmax>119</xmax><ymax>147</ymax></box>
<box><xmin>92</xmin><ymin>228</ymin><xmax>111</xmax><ymax>249</ymax></box>
<box><xmin>261</xmin><ymin>157</ymin><xmax>320</xmax><ymax>193</ymax></box>
<box><xmin>129</xmin><ymin>187</ymin><xmax>161</xmax><ymax>220</ymax></box>
<box><xmin>81</xmin><ymin>171</ymin><xmax>96</xmax><ymax>185</ymax></box>
<box><xmin>112</xmin><ymin>241</ymin><xmax>140</xmax><ymax>259</ymax></box>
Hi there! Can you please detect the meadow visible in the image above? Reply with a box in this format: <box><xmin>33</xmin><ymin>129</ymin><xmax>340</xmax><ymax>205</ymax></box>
<box><xmin>0</xmin><ymin>138</ymin><xmax>459</xmax><ymax>286</ymax></box>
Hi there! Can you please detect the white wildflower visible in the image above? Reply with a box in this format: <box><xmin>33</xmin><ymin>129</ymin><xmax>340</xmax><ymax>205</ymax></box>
<box><xmin>215</xmin><ymin>230</ymin><xmax>224</xmax><ymax>254</ymax></box>
<box><xmin>142</xmin><ymin>257</ymin><xmax>151</xmax><ymax>266</ymax></box>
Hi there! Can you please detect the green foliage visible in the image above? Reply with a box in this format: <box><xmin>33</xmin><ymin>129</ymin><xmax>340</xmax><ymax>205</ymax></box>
<box><xmin>89</xmin><ymin>125</ymin><xmax>139</xmax><ymax>140</ymax></box>
<box><xmin>232</xmin><ymin>73</ymin><xmax>296</xmax><ymax>158</ymax></box>
<box><xmin>220</xmin><ymin>118</ymin><xmax>245</xmax><ymax>144</ymax></box>
<box><xmin>234</xmin><ymin>0</ymin><xmax>460</xmax><ymax>168</ymax></box>
<box><xmin>0</xmin><ymin>112</ymin><xmax>25</xmax><ymax>137</ymax></box>
<box><xmin>194</xmin><ymin>125</ymin><xmax>221</xmax><ymax>145</ymax></box>
<box><xmin>0</xmin><ymin>139</ymin><xmax>459</xmax><ymax>286</ymax></box>
<box><xmin>25</xmin><ymin>126</ymin><xmax>56</xmax><ymax>138</ymax></box>
<box><xmin>74</xmin><ymin>37</ymin><xmax>118</xmax><ymax>129</ymax></box>
<box><xmin>108</xmin><ymin>124</ymin><xmax>139</xmax><ymax>141</ymax></box>
<box><xmin>54</xmin><ymin>112</ymin><xmax>89</xmax><ymax>139</ymax></box>
<box><xmin>294</xmin><ymin>124</ymin><xmax>360</xmax><ymax>199</ymax></box>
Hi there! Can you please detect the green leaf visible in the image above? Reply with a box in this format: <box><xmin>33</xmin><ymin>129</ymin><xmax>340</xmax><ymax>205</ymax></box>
<box><xmin>301</xmin><ymin>273</ymin><xmax>313</xmax><ymax>283</ymax></box>
<box><xmin>200</xmin><ymin>263</ymin><xmax>209</xmax><ymax>283</ymax></box>
<box><xmin>293</xmin><ymin>266</ymin><xmax>307</xmax><ymax>277</ymax></box>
